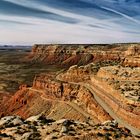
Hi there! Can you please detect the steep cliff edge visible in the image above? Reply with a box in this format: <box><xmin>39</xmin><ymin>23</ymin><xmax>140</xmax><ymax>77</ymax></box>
<box><xmin>28</xmin><ymin>44</ymin><xmax>93</xmax><ymax>66</ymax></box>
<box><xmin>90</xmin><ymin>65</ymin><xmax>140</xmax><ymax>129</ymax></box>
<box><xmin>0</xmin><ymin>73</ymin><xmax>111</xmax><ymax>123</ymax></box>
<box><xmin>123</xmin><ymin>45</ymin><xmax>140</xmax><ymax>67</ymax></box>
<box><xmin>27</xmin><ymin>44</ymin><xmax>125</xmax><ymax>67</ymax></box>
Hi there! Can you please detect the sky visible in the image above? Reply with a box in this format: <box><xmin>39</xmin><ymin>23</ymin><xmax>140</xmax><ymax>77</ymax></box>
<box><xmin>0</xmin><ymin>0</ymin><xmax>140</xmax><ymax>45</ymax></box>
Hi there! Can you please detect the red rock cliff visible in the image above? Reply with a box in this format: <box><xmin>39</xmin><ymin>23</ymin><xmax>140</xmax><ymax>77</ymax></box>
<box><xmin>28</xmin><ymin>44</ymin><xmax>125</xmax><ymax>67</ymax></box>
<box><xmin>32</xmin><ymin>73</ymin><xmax>112</xmax><ymax>122</ymax></box>
<box><xmin>123</xmin><ymin>45</ymin><xmax>140</xmax><ymax>67</ymax></box>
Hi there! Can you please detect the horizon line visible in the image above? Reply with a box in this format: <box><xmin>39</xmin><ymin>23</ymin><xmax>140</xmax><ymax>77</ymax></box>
<box><xmin>0</xmin><ymin>42</ymin><xmax>140</xmax><ymax>46</ymax></box>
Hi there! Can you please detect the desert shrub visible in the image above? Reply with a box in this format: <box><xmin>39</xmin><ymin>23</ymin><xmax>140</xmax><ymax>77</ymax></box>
<box><xmin>97</xmin><ymin>132</ymin><xmax>104</xmax><ymax>137</ymax></box>
<box><xmin>104</xmin><ymin>133</ymin><xmax>112</xmax><ymax>140</ymax></box>
<box><xmin>0</xmin><ymin>133</ymin><xmax>9</xmax><ymax>137</ymax></box>
<box><xmin>52</xmin><ymin>136</ymin><xmax>58</xmax><ymax>139</ymax></box>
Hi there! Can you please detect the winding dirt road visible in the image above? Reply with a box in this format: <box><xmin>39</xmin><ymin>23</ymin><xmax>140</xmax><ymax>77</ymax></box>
<box><xmin>56</xmin><ymin>74</ymin><xmax>140</xmax><ymax>136</ymax></box>
<box><xmin>28</xmin><ymin>87</ymin><xmax>96</xmax><ymax>123</ymax></box>
<box><xmin>27</xmin><ymin>72</ymin><xmax>140</xmax><ymax>136</ymax></box>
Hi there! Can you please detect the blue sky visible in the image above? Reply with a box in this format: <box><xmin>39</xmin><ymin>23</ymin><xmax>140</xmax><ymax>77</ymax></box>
<box><xmin>0</xmin><ymin>0</ymin><xmax>140</xmax><ymax>45</ymax></box>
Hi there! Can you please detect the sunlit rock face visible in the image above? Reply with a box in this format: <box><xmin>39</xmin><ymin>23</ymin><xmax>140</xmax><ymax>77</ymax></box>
<box><xmin>125</xmin><ymin>45</ymin><xmax>140</xmax><ymax>56</ymax></box>
<box><xmin>123</xmin><ymin>45</ymin><xmax>140</xmax><ymax>67</ymax></box>
<box><xmin>28</xmin><ymin>44</ymin><xmax>124</xmax><ymax>67</ymax></box>
<box><xmin>0</xmin><ymin>72</ymin><xmax>111</xmax><ymax>122</ymax></box>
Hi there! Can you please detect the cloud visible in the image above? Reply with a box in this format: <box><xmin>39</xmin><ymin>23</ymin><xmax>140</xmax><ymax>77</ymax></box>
<box><xmin>0</xmin><ymin>0</ymin><xmax>78</xmax><ymax>24</ymax></box>
<box><xmin>0</xmin><ymin>0</ymin><xmax>140</xmax><ymax>45</ymax></box>
<box><xmin>101</xmin><ymin>6</ymin><xmax>140</xmax><ymax>24</ymax></box>
<box><xmin>0</xmin><ymin>19</ymin><xmax>34</xmax><ymax>26</ymax></box>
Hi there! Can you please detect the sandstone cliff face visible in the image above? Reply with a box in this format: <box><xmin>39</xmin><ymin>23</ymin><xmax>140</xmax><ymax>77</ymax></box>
<box><xmin>0</xmin><ymin>87</ymin><xmax>31</xmax><ymax>118</ymax></box>
<box><xmin>28</xmin><ymin>44</ymin><xmax>92</xmax><ymax>66</ymax></box>
<box><xmin>32</xmin><ymin>74</ymin><xmax>111</xmax><ymax>122</ymax></box>
<box><xmin>123</xmin><ymin>45</ymin><xmax>140</xmax><ymax>67</ymax></box>
<box><xmin>125</xmin><ymin>45</ymin><xmax>140</xmax><ymax>56</ymax></box>
<box><xmin>0</xmin><ymin>73</ymin><xmax>111</xmax><ymax>123</ymax></box>
<box><xmin>123</xmin><ymin>56</ymin><xmax>140</xmax><ymax>67</ymax></box>
<box><xmin>92</xmin><ymin>51</ymin><xmax>121</xmax><ymax>62</ymax></box>
<box><xmin>57</xmin><ymin>64</ymin><xmax>94</xmax><ymax>82</ymax></box>
<box><xmin>28</xmin><ymin>44</ymin><xmax>124</xmax><ymax>67</ymax></box>
<box><xmin>91</xmin><ymin>70</ymin><xmax>140</xmax><ymax>129</ymax></box>
<box><xmin>27</xmin><ymin>44</ymin><xmax>140</xmax><ymax>68</ymax></box>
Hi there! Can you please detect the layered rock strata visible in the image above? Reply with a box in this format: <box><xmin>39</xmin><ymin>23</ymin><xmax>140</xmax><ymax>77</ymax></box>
<box><xmin>123</xmin><ymin>45</ymin><xmax>140</xmax><ymax>67</ymax></box>
<box><xmin>0</xmin><ymin>73</ymin><xmax>111</xmax><ymax>123</ymax></box>
<box><xmin>91</xmin><ymin>66</ymin><xmax>140</xmax><ymax>129</ymax></box>
<box><xmin>28</xmin><ymin>44</ymin><xmax>124</xmax><ymax>67</ymax></box>
<box><xmin>32</xmin><ymin>74</ymin><xmax>111</xmax><ymax>122</ymax></box>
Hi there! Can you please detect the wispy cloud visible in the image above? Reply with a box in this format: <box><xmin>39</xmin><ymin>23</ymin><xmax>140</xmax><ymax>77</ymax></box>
<box><xmin>101</xmin><ymin>6</ymin><xmax>140</xmax><ymax>24</ymax></box>
<box><xmin>0</xmin><ymin>0</ymin><xmax>140</xmax><ymax>45</ymax></box>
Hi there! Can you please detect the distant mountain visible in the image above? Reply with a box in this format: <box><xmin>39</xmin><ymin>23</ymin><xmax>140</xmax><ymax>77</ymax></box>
<box><xmin>0</xmin><ymin>45</ymin><xmax>31</xmax><ymax>50</ymax></box>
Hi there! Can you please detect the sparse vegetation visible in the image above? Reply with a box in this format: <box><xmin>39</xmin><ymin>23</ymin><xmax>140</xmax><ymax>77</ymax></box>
<box><xmin>0</xmin><ymin>115</ymin><xmax>138</xmax><ymax>140</ymax></box>
<box><xmin>0</xmin><ymin>50</ymin><xmax>62</xmax><ymax>93</ymax></box>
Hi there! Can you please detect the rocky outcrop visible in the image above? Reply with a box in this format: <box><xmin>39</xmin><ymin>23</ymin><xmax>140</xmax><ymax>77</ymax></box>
<box><xmin>0</xmin><ymin>73</ymin><xmax>111</xmax><ymax>122</ymax></box>
<box><xmin>123</xmin><ymin>45</ymin><xmax>140</xmax><ymax>67</ymax></box>
<box><xmin>28</xmin><ymin>44</ymin><xmax>125</xmax><ymax>67</ymax></box>
<box><xmin>91</xmin><ymin>75</ymin><xmax>140</xmax><ymax>129</ymax></box>
<box><xmin>28</xmin><ymin>44</ymin><xmax>93</xmax><ymax>66</ymax></box>
<box><xmin>28</xmin><ymin>44</ymin><xmax>140</xmax><ymax>67</ymax></box>
<box><xmin>58</xmin><ymin>63</ymin><xmax>98</xmax><ymax>82</ymax></box>
<box><xmin>32</xmin><ymin>74</ymin><xmax>111</xmax><ymax>122</ymax></box>
<box><xmin>123</xmin><ymin>56</ymin><xmax>140</xmax><ymax>67</ymax></box>
<box><xmin>125</xmin><ymin>45</ymin><xmax>140</xmax><ymax>56</ymax></box>
<box><xmin>97</xmin><ymin>66</ymin><xmax>140</xmax><ymax>81</ymax></box>
<box><xmin>1</xmin><ymin>115</ymin><xmax>139</xmax><ymax>140</ymax></box>
<box><xmin>0</xmin><ymin>88</ymin><xmax>31</xmax><ymax>118</ymax></box>
<box><xmin>0</xmin><ymin>93</ymin><xmax>12</xmax><ymax>117</ymax></box>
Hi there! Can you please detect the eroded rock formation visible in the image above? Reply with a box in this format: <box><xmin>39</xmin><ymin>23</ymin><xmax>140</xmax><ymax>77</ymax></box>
<box><xmin>0</xmin><ymin>73</ymin><xmax>112</xmax><ymax>123</ymax></box>
<box><xmin>123</xmin><ymin>45</ymin><xmax>140</xmax><ymax>67</ymax></box>
<box><xmin>28</xmin><ymin>44</ymin><xmax>125</xmax><ymax>67</ymax></box>
<box><xmin>91</xmin><ymin>65</ymin><xmax>140</xmax><ymax>129</ymax></box>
